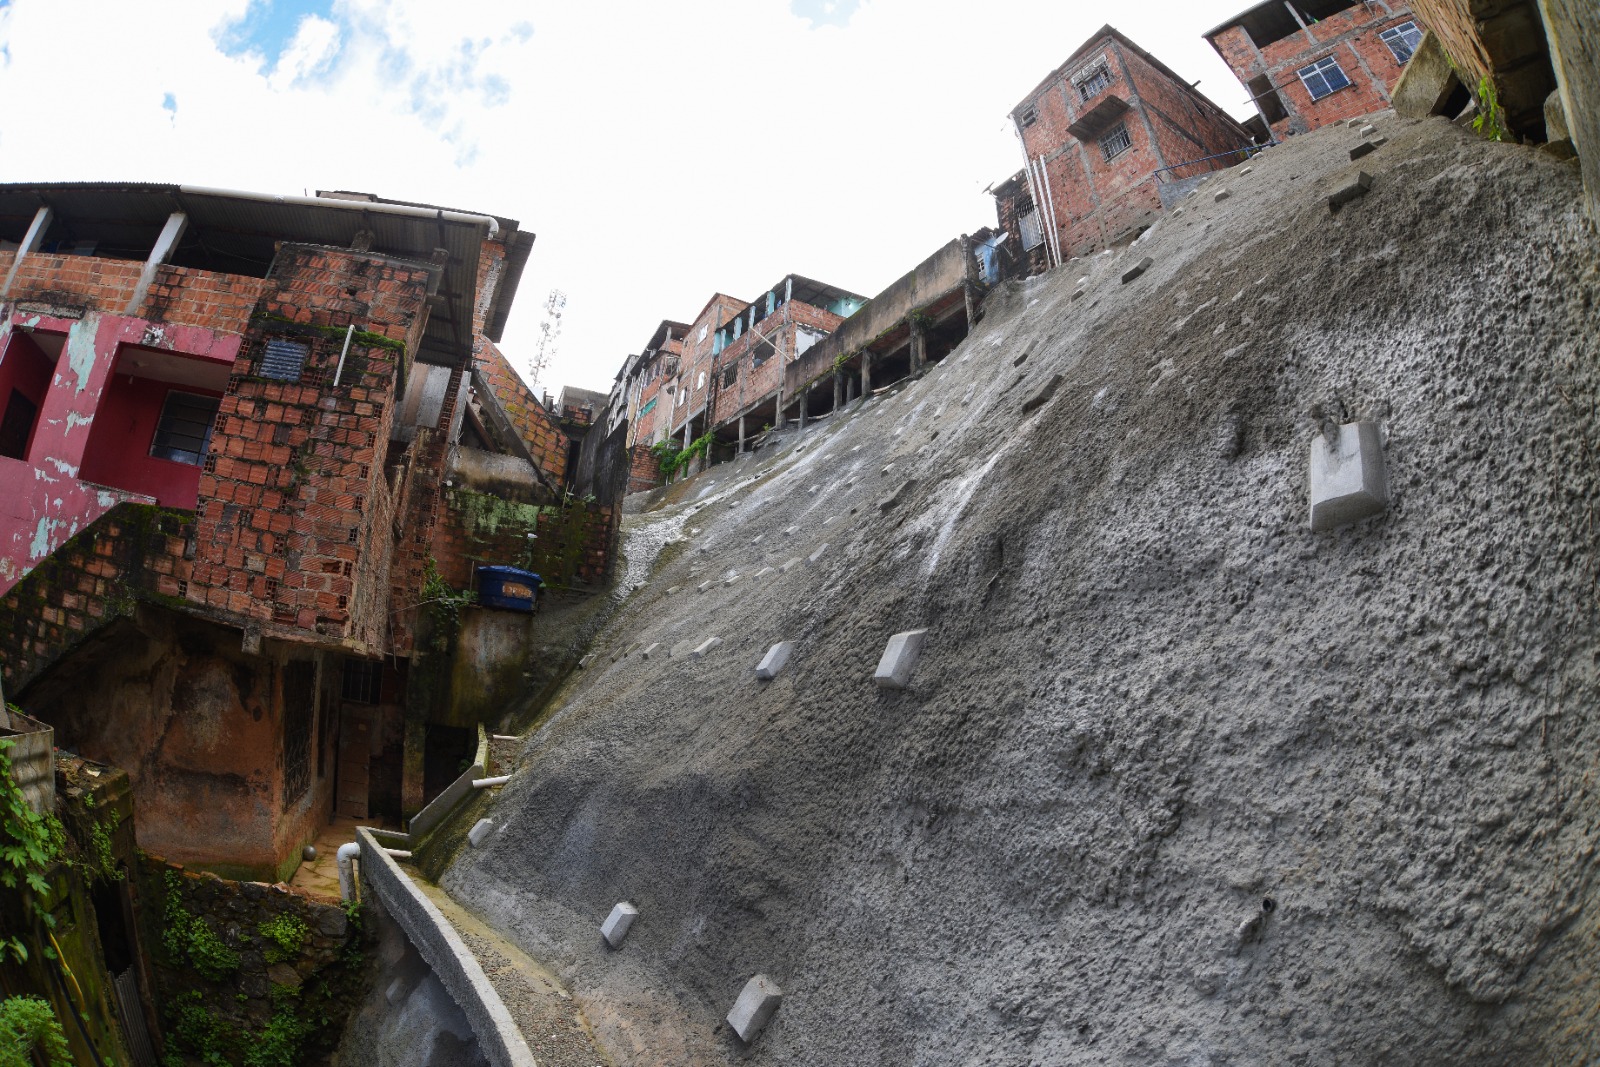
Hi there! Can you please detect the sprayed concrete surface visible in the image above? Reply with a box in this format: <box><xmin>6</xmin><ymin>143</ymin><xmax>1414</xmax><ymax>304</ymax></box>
<box><xmin>441</xmin><ymin>114</ymin><xmax>1600</xmax><ymax>1064</ymax></box>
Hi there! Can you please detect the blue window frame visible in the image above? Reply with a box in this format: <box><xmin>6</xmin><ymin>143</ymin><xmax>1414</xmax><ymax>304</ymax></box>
<box><xmin>1297</xmin><ymin>56</ymin><xmax>1352</xmax><ymax>101</ymax></box>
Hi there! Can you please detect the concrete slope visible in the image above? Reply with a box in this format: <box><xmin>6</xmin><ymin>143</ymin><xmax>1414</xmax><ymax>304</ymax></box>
<box><xmin>442</xmin><ymin>114</ymin><xmax>1600</xmax><ymax>1065</ymax></box>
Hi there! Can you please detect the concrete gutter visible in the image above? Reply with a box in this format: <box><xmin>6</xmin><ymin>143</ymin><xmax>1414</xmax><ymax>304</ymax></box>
<box><xmin>357</xmin><ymin>827</ymin><xmax>537</xmax><ymax>1067</ymax></box>
<box><xmin>409</xmin><ymin>725</ymin><xmax>490</xmax><ymax>839</ymax></box>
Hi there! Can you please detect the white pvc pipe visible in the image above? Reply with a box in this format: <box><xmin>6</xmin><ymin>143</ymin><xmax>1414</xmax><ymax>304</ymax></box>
<box><xmin>1013</xmin><ymin>133</ymin><xmax>1054</xmax><ymax>269</ymax></box>
<box><xmin>337</xmin><ymin>842</ymin><xmax>361</xmax><ymax>902</ymax></box>
<box><xmin>177</xmin><ymin>185</ymin><xmax>500</xmax><ymax>239</ymax></box>
<box><xmin>332</xmin><ymin>323</ymin><xmax>355</xmax><ymax>387</ymax></box>
<box><xmin>1037</xmin><ymin>157</ymin><xmax>1066</xmax><ymax>266</ymax></box>
<box><xmin>383</xmin><ymin>849</ymin><xmax>413</xmax><ymax>859</ymax></box>
<box><xmin>472</xmin><ymin>776</ymin><xmax>511</xmax><ymax>789</ymax></box>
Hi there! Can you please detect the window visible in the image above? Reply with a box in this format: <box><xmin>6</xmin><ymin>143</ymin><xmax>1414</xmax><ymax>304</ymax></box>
<box><xmin>1379</xmin><ymin>21</ymin><xmax>1422</xmax><ymax>65</ymax></box>
<box><xmin>1019</xmin><ymin>209</ymin><xmax>1043</xmax><ymax>251</ymax></box>
<box><xmin>1077</xmin><ymin>65</ymin><xmax>1112</xmax><ymax>101</ymax></box>
<box><xmin>1100</xmin><ymin>122</ymin><xmax>1132</xmax><ymax>161</ymax></box>
<box><xmin>150</xmin><ymin>391</ymin><xmax>220</xmax><ymax>466</ymax></box>
<box><xmin>341</xmin><ymin>657</ymin><xmax>382</xmax><ymax>703</ymax></box>
<box><xmin>722</xmin><ymin>364</ymin><xmax>737</xmax><ymax>388</ymax></box>
<box><xmin>698</xmin><ymin>324</ymin><xmax>708</xmax><ymax>342</ymax></box>
<box><xmin>1018</xmin><ymin>104</ymin><xmax>1038</xmax><ymax>129</ymax></box>
<box><xmin>1297</xmin><ymin>56</ymin><xmax>1351</xmax><ymax>101</ymax></box>
<box><xmin>696</xmin><ymin>372</ymin><xmax>706</xmax><ymax>390</ymax></box>
<box><xmin>0</xmin><ymin>390</ymin><xmax>38</xmax><ymax>461</ymax></box>
<box><xmin>282</xmin><ymin>661</ymin><xmax>316</xmax><ymax>809</ymax></box>
<box><xmin>259</xmin><ymin>337</ymin><xmax>310</xmax><ymax>382</ymax></box>
<box><xmin>639</xmin><ymin>398</ymin><xmax>656</xmax><ymax>416</ymax></box>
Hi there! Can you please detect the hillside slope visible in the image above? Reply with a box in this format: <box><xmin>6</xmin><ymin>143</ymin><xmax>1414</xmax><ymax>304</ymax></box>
<box><xmin>443</xmin><ymin>114</ymin><xmax>1600</xmax><ymax>1065</ymax></box>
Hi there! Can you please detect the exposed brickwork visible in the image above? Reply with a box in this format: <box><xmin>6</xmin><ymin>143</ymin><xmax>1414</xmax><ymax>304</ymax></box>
<box><xmin>184</xmin><ymin>245</ymin><xmax>427</xmax><ymax>648</ymax></box>
<box><xmin>1407</xmin><ymin>0</ymin><xmax>1552</xmax><ymax>134</ymax></box>
<box><xmin>1002</xmin><ymin>30</ymin><xmax>1254</xmax><ymax>259</ymax></box>
<box><xmin>1206</xmin><ymin>4</ymin><xmax>1421</xmax><ymax>138</ymax></box>
<box><xmin>627</xmin><ymin>444</ymin><xmax>664</xmax><ymax>495</ymax></box>
<box><xmin>709</xmin><ymin>301</ymin><xmax>845</xmax><ymax>426</ymax></box>
<box><xmin>474</xmin><ymin>340</ymin><xmax>569</xmax><ymax>485</ymax></box>
<box><xmin>0</xmin><ymin>503</ymin><xmax>191</xmax><ymax>694</ymax></box>
<box><xmin>3</xmin><ymin>252</ymin><xmax>264</xmax><ymax>336</ymax></box>
<box><xmin>428</xmin><ymin>492</ymin><xmax>616</xmax><ymax>592</ymax></box>
<box><xmin>666</xmin><ymin>295</ymin><xmax>748</xmax><ymax>441</ymax></box>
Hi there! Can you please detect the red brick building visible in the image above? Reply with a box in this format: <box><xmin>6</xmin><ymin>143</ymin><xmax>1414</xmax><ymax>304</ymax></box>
<box><xmin>994</xmin><ymin>25</ymin><xmax>1255</xmax><ymax>272</ymax></box>
<box><xmin>0</xmin><ymin>183</ymin><xmax>616</xmax><ymax>880</ymax></box>
<box><xmin>1204</xmin><ymin>1</ymin><xmax>1425</xmax><ymax>138</ymax></box>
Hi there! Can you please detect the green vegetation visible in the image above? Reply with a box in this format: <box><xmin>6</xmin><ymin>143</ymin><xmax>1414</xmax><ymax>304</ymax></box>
<box><xmin>0</xmin><ymin>995</ymin><xmax>72</xmax><ymax>1067</ymax></box>
<box><xmin>1472</xmin><ymin>76</ymin><xmax>1509</xmax><ymax>143</ymax></box>
<box><xmin>163</xmin><ymin>982</ymin><xmax>319</xmax><ymax>1067</ymax></box>
<box><xmin>242</xmin><ymin>989</ymin><xmax>315</xmax><ymax>1067</ymax></box>
<box><xmin>420</xmin><ymin>556</ymin><xmax>477</xmax><ymax>633</ymax></box>
<box><xmin>162</xmin><ymin>871</ymin><xmax>241</xmax><ymax>981</ymax></box>
<box><xmin>0</xmin><ymin>732</ymin><xmax>67</xmax><ymax>964</ymax></box>
<box><xmin>258</xmin><ymin>913</ymin><xmax>309</xmax><ymax>964</ymax></box>
<box><xmin>652</xmin><ymin>432</ymin><xmax>715</xmax><ymax>480</ymax></box>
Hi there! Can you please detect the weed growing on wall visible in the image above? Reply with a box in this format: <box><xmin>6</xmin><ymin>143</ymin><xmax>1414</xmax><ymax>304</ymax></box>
<box><xmin>0</xmin><ymin>732</ymin><xmax>67</xmax><ymax>964</ymax></box>
<box><xmin>258</xmin><ymin>913</ymin><xmax>309</xmax><ymax>964</ymax></box>
<box><xmin>162</xmin><ymin>871</ymin><xmax>240</xmax><ymax>980</ymax></box>
<box><xmin>0</xmin><ymin>995</ymin><xmax>72</xmax><ymax>1067</ymax></box>
<box><xmin>1472</xmin><ymin>77</ymin><xmax>1510</xmax><ymax>142</ymax></box>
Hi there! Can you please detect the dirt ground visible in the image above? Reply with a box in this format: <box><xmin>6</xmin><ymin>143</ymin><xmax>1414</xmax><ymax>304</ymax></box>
<box><xmin>441</xmin><ymin>113</ymin><xmax>1600</xmax><ymax>1065</ymax></box>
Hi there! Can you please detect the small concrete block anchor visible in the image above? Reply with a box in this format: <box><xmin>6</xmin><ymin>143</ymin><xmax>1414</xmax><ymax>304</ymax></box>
<box><xmin>468</xmin><ymin>819</ymin><xmax>496</xmax><ymax>847</ymax></box>
<box><xmin>1308</xmin><ymin>421</ymin><xmax>1389</xmax><ymax>532</ymax></box>
<box><xmin>1121</xmin><ymin>257</ymin><xmax>1154</xmax><ymax>283</ymax></box>
<box><xmin>690</xmin><ymin>637</ymin><xmax>723</xmax><ymax>661</ymax></box>
<box><xmin>641</xmin><ymin>643</ymin><xmax>661</xmax><ymax>659</ymax></box>
<box><xmin>1359</xmin><ymin>123</ymin><xmax>1377</xmax><ymax>136</ymax></box>
<box><xmin>1349</xmin><ymin>140</ymin><xmax>1381</xmax><ymax>161</ymax></box>
<box><xmin>697</xmin><ymin>580</ymin><xmax>715</xmax><ymax>593</ymax></box>
<box><xmin>754</xmin><ymin>566</ymin><xmax>776</xmax><ymax>579</ymax></box>
<box><xmin>878</xmin><ymin>480</ymin><xmax>917</xmax><ymax>512</ymax></box>
<box><xmin>727</xmin><ymin>975</ymin><xmax>783</xmax><ymax>1043</ymax></box>
<box><xmin>1327</xmin><ymin>171</ymin><xmax>1374</xmax><ymax>213</ymax></box>
<box><xmin>1213</xmin><ymin>189</ymin><xmax>1231</xmax><ymax>203</ymax></box>
<box><xmin>1021</xmin><ymin>374</ymin><xmax>1063</xmax><ymax>415</ymax></box>
<box><xmin>874</xmin><ymin>629</ymin><xmax>929</xmax><ymax>690</ymax></box>
<box><xmin>1240</xmin><ymin>165</ymin><xmax>1253</xmax><ymax>175</ymax></box>
<box><xmin>579</xmin><ymin>654</ymin><xmax>595</xmax><ymax>670</ymax></box>
<box><xmin>601</xmin><ymin>902</ymin><xmax>638</xmax><ymax>948</ymax></box>
<box><xmin>724</xmin><ymin>574</ymin><xmax>742</xmax><ymax>587</ymax></box>
<box><xmin>808</xmin><ymin>543</ymin><xmax>830</xmax><ymax>564</ymax></box>
<box><xmin>779</xmin><ymin>557</ymin><xmax>803</xmax><ymax>573</ymax></box>
<box><xmin>756</xmin><ymin>642</ymin><xmax>794</xmax><ymax>681</ymax></box>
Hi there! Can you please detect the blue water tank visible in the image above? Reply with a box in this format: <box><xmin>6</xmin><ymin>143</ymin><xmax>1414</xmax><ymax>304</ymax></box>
<box><xmin>476</xmin><ymin>566</ymin><xmax>543</xmax><ymax>613</ymax></box>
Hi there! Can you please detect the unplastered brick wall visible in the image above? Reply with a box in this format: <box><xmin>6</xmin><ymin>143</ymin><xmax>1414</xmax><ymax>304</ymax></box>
<box><xmin>2</xmin><ymin>252</ymin><xmax>265</xmax><ymax>335</ymax></box>
<box><xmin>185</xmin><ymin>244</ymin><xmax>428</xmax><ymax>646</ymax></box>
<box><xmin>0</xmin><ymin>503</ymin><xmax>191</xmax><ymax>693</ymax></box>
<box><xmin>473</xmin><ymin>340</ymin><xmax>568</xmax><ymax>486</ymax></box>
<box><xmin>628</xmin><ymin>445</ymin><xmax>663</xmax><ymax>495</ymax></box>
<box><xmin>710</xmin><ymin>301</ymin><xmax>846</xmax><ymax>425</ymax></box>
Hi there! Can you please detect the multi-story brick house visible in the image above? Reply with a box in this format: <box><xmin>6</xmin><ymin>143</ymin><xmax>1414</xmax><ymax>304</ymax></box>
<box><xmin>662</xmin><ymin>293</ymin><xmax>750</xmax><ymax>452</ymax></box>
<box><xmin>994</xmin><ymin>25</ymin><xmax>1255</xmax><ymax>273</ymax></box>
<box><xmin>1204</xmin><ymin>0</ymin><xmax>1425</xmax><ymax>139</ymax></box>
<box><xmin>0</xmin><ymin>182</ymin><xmax>614</xmax><ymax>880</ymax></box>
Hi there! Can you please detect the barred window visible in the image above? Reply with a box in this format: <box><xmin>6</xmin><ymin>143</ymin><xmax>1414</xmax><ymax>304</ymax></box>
<box><xmin>1018</xmin><ymin>104</ymin><xmax>1038</xmax><ymax>129</ymax></box>
<box><xmin>1297</xmin><ymin>55</ymin><xmax>1352</xmax><ymax>101</ymax></box>
<box><xmin>150</xmin><ymin>391</ymin><xmax>220</xmax><ymax>466</ymax></box>
<box><xmin>342</xmin><ymin>657</ymin><xmax>382</xmax><ymax>703</ymax></box>
<box><xmin>1379</xmin><ymin>21</ymin><xmax>1422</xmax><ymax>65</ymax></box>
<box><xmin>1100</xmin><ymin>122</ymin><xmax>1133</xmax><ymax>161</ymax></box>
<box><xmin>282</xmin><ymin>661</ymin><xmax>316</xmax><ymax>809</ymax></box>
<box><xmin>1077</xmin><ymin>65</ymin><xmax>1112</xmax><ymax>101</ymax></box>
<box><xmin>1019</xmin><ymin>209</ymin><xmax>1044</xmax><ymax>251</ymax></box>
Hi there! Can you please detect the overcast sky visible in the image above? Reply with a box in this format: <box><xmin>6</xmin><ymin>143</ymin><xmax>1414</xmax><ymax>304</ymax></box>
<box><xmin>0</xmin><ymin>0</ymin><xmax>1260</xmax><ymax>396</ymax></box>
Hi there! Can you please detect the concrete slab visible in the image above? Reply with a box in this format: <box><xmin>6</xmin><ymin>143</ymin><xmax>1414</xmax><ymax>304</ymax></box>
<box><xmin>690</xmin><ymin>637</ymin><xmax>723</xmax><ymax>660</ymax></box>
<box><xmin>1121</xmin><ymin>257</ymin><xmax>1154</xmax><ymax>283</ymax></box>
<box><xmin>756</xmin><ymin>642</ymin><xmax>794</xmax><ymax>681</ymax></box>
<box><xmin>1328</xmin><ymin>171</ymin><xmax>1374</xmax><ymax>213</ymax></box>
<box><xmin>874</xmin><ymin>629</ymin><xmax>929</xmax><ymax>690</ymax></box>
<box><xmin>727</xmin><ymin>974</ymin><xmax>783</xmax><ymax>1043</ymax></box>
<box><xmin>601</xmin><ymin>902</ymin><xmax>638</xmax><ymax>948</ymax></box>
<box><xmin>1309</xmin><ymin>421</ymin><xmax>1389</xmax><ymax>532</ymax></box>
<box><xmin>468</xmin><ymin>819</ymin><xmax>496</xmax><ymax>847</ymax></box>
<box><xmin>808</xmin><ymin>543</ymin><xmax>830</xmax><ymax>564</ymax></box>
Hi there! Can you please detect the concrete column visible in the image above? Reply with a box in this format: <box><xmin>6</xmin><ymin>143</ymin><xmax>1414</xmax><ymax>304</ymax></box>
<box><xmin>861</xmin><ymin>352</ymin><xmax>873</xmax><ymax>397</ymax></box>
<box><xmin>909</xmin><ymin>317</ymin><xmax>927</xmax><ymax>373</ymax></box>
<box><xmin>833</xmin><ymin>371</ymin><xmax>844</xmax><ymax>413</ymax></box>
<box><xmin>126</xmin><ymin>212</ymin><xmax>189</xmax><ymax>315</ymax></box>
<box><xmin>0</xmin><ymin>206</ymin><xmax>52</xmax><ymax>299</ymax></box>
<box><xmin>799</xmin><ymin>386</ymin><xmax>809</xmax><ymax>431</ymax></box>
<box><xmin>401</xmin><ymin>716</ymin><xmax>426</xmax><ymax>819</ymax></box>
<box><xmin>848</xmin><ymin>375</ymin><xmax>858</xmax><ymax>403</ymax></box>
<box><xmin>684</xmin><ymin>419</ymin><xmax>692</xmax><ymax>447</ymax></box>
<box><xmin>738</xmin><ymin>414</ymin><xmax>746</xmax><ymax>454</ymax></box>
<box><xmin>963</xmin><ymin>282</ymin><xmax>976</xmax><ymax>335</ymax></box>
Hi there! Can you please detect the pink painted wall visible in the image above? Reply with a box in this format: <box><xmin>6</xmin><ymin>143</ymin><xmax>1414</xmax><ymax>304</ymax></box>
<box><xmin>0</xmin><ymin>310</ymin><xmax>241</xmax><ymax>595</ymax></box>
<box><xmin>0</xmin><ymin>332</ymin><xmax>55</xmax><ymax>459</ymax></box>
<box><xmin>78</xmin><ymin>375</ymin><xmax>214</xmax><ymax>509</ymax></box>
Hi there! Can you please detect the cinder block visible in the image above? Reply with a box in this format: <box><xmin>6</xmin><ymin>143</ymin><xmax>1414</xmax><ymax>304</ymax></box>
<box><xmin>1308</xmin><ymin>421</ymin><xmax>1388</xmax><ymax>532</ymax></box>
<box><xmin>1349</xmin><ymin>139</ymin><xmax>1384</xmax><ymax>160</ymax></box>
<box><xmin>727</xmin><ymin>974</ymin><xmax>783</xmax><ymax>1043</ymax></box>
<box><xmin>1121</xmin><ymin>257</ymin><xmax>1154</xmax><ymax>283</ymax></box>
<box><xmin>756</xmin><ymin>642</ymin><xmax>794</xmax><ymax>681</ymax></box>
<box><xmin>1021</xmin><ymin>374</ymin><xmax>1063</xmax><ymax>415</ymax></box>
<box><xmin>690</xmin><ymin>637</ymin><xmax>723</xmax><ymax>660</ymax></box>
<box><xmin>579</xmin><ymin>654</ymin><xmax>595</xmax><ymax>669</ymax></box>
<box><xmin>1240</xmin><ymin>166</ymin><xmax>1253</xmax><ymax>175</ymax></box>
<box><xmin>1327</xmin><ymin>171</ymin><xmax>1374</xmax><ymax>213</ymax></box>
<box><xmin>1359</xmin><ymin>124</ymin><xmax>1376</xmax><ymax>136</ymax></box>
<box><xmin>601</xmin><ymin>902</ymin><xmax>638</xmax><ymax>948</ymax></box>
<box><xmin>808</xmin><ymin>543</ymin><xmax>829</xmax><ymax>564</ymax></box>
<box><xmin>468</xmin><ymin>819</ymin><xmax>495</xmax><ymax>847</ymax></box>
<box><xmin>874</xmin><ymin>629</ymin><xmax>928</xmax><ymax>690</ymax></box>
<box><xmin>724</xmin><ymin>574</ymin><xmax>742</xmax><ymax>587</ymax></box>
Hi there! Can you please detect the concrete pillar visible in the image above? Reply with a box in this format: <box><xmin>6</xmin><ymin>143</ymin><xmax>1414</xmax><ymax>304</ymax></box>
<box><xmin>738</xmin><ymin>414</ymin><xmax>746</xmax><ymax>454</ymax></box>
<box><xmin>0</xmin><ymin>206</ymin><xmax>52</xmax><ymax>299</ymax></box>
<box><xmin>963</xmin><ymin>282</ymin><xmax>976</xmax><ymax>335</ymax></box>
<box><xmin>401</xmin><ymin>716</ymin><xmax>426</xmax><ymax>818</ymax></box>
<box><xmin>909</xmin><ymin>317</ymin><xmax>927</xmax><ymax>373</ymax></box>
<box><xmin>861</xmin><ymin>352</ymin><xmax>873</xmax><ymax>397</ymax></box>
<box><xmin>126</xmin><ymin>212</ymin><xmax>189</xmax><ymax>315</ymax></box>
<box><xmin>833</xmin><ymin>371</ymin><xmax>844</xmax><ymax>413</ymax></box>
<box><xmin>799</xmin><ymin>386</ymin><xmax>809</xmax><ymax>431</ymax></box>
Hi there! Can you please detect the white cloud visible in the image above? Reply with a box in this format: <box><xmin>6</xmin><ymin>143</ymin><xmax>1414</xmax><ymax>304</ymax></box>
<box><xmin>0</xmin><ymin>0</ymin><xmax>1264</xmax><ymax>394</ymax></box>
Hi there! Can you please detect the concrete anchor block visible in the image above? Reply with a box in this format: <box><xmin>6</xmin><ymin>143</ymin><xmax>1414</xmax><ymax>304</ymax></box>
<box><xmin>724</xmin><ymin>574</ymin><xmax>741</xmax><ymax>587</ymax></box>
<box><xmin>779</xmin><ymin>557</ymin><xmax>803</xmax><ymax>572</ymax></box>
<box><xmin>385</xmin><ymin>977</ymin><xmax>408</xmax><ymax>1005</ymax></box>
<box><xmin>690</xmin><ymin>637</ymin><xmax>723</xmax><ymax>660</ymax></box>
<box><xmin>756</xmin><ymin>642</ymin><xmax>794</xmax><ymax>681</ymax></box>
<box><xmin>1021</xmin><ymin>374</ymin><xmax>1064</xmax><ymax>415</ymax></box>
<box><xmin>1308</xmin><ymin>421</ymin><xmax>1388</xmax><ymax>532</ymax></box>
<box><xmin>874</xmin><ymin>629</ymin><xmax>928</xmax><ymax>690</ymax></box>
<box><xmin>751</xmin><ymin>535</ymin><xmax>763</xmax><ymax>544</ymax></box>
<box><xmin>468</xmin><ymin>819</ymin><xmax>495</xmax><ymax>847</ymax></box>
<box><xmin>808</xmin><ymin>543</ymin><xmax>829</xmax><ymax>564</ymax></box>
<box><xmin>1240</xmin><ymin>165</ymin><xmax>1253</xmax><ymax>175</ymax></box>
<box><xmin>1121</xmin><ymin>257</ymin><xmax>1154</xmax><ymax>283</ymax></box>
<box><xmin>666</xmin><ymin>586</ymin><xmax>681</xmax><ymax>595</ymax></box>
<box><xmin>754</xmin><ymin>566</ymin><xmax>776</xmax><ymax>579</ymax></box>
<box><xmin>878</xmin><ymin>480</ymin><xmax>916</xmax><ymax>511</ymax></box>
<box><xmin>601</xmin><ymin>902</ymin><xmax>638</xmax><ymax>948</ymax></box>
<box><xmin>783</xmin><ymin>525</ymin><xmax>798</xmax><ymax>536</ymax></box>
<box><xmin>1213</xmin><ymin>189</ymin><xmax>1231</xmax><ymax>203</ymax></box>
<box><xmin>1327</xmin><ymin>172</ymin><xmax>1374</xmax><ymax>213</ymax></box>
<box><xmin>1359</xmin><ymin>123</ymin><xmax>1376</xmax><ymax>136</ymax></box>
<box><xmin>697</xmin><ymin>580</ymin><xmax>715</xmax><ymax>593</ymax></box>
<box><xmin>579</xmin><ymin>654</ymin><xmax>595</xmax><ymax>670</ymax></box>
<box><xmin>727</xmin><ymin>975</ymin><xmax>783</xmax><ymax>1043</ymax></box>
<box><xmin>1349</xmin><ymin>140</ymin><xmax>1382</xmax><ymax>160</ymax></box>
<box><xmin>641</xmin><ymin>643</ymin><xmax>661</xmax><ymax>659</ymax></box>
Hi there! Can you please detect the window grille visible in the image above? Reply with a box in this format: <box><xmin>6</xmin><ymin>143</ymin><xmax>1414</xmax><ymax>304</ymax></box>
<box><xmin>1019</xmin><ymin>209</ymin><xmax>1044</xmax><ymax>251</ymax></box>
<box><xmin>1100</xmin><ymin>122</ymin><xmax>1133</xmax><ymax>161</ymax></box>
<box><xmin>282</xmin><ymin>662</ymin><xmax>316</xmax><ymax>809</ymax></box>
<box><xmin>1077</xmin><ymin>65</ymin><xmax>1112</xmax><ymax>101</ymax></box>
<box><xmin>1018</xmin><ymin>105</ymin><xmax>1038</xmax><ymax>128</ymax></box>
<box><xmin>342</xmin><ymin>657</ymin><xmax>382</xmax><ymax>703</ymax></box>
<box><xmin>150</xmin><ymin>391</ymin><xmax>220</xmax><ymax>466</ymax></box>
<box><xmin>1379</xmin><ymin>22</ymin><xmax>1422</xmax><ymax>64</ymax></box>
<box><xmin>260</xmin><ymin>337</ymin><xmax>311</xmax><ymax>382</ymax></box>
<box><xmin>1297</xmin><ymin>56</ymin><xmax>1352</xmax><ymax>101</ymax></box>
<box><xmin>722</xmin><ymin>365</ymin><xmax>738</xmax><ymax>388</ymax></box>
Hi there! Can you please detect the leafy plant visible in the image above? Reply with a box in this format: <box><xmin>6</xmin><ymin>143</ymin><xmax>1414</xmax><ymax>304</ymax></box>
<box><xmin>87</xmin><ymin>815</ymin><xmax>122</xmax><ymax>883</ymax></box>
<box><xmin>650</xmin><ymin>438</ymin><xmax>682</xmax><ymax>478</ymax></box>
<box><xmin>258</xmin><ymin>913</ymin><xmax>309</xmax><ymax>964</ymax></box>
<box><xmin>419</xmin><ymin>556</ymin><xmax>476</xmax><ymax>633</ymax></box>
<box><xmin>1472</xmin><ymin>76</ymin><xmax>1509</xmax><ymax>142</ymax></box>
<box><xmin>165</xmin><ymin>990</ymin><xmax>231</xmax><ymax>1067</ymax></box>
<box><xmin>241</xmin><ymin>989</ymin><xmax>313</xmax><ymax>1067</ymax></box>
<box><xmin>0</xmin><ymin>733</ymin><xmax>67</xmax><ymax>964</ymax></box>
<box><xmin>163</xmin><ymin>871</ymin><xmax>240</xmax><ymax>980</ymax></box>
<box><xmin>0</xmin><ymin>995</ymin><xmax>72</xmax><ymax>1067</ymax></box>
